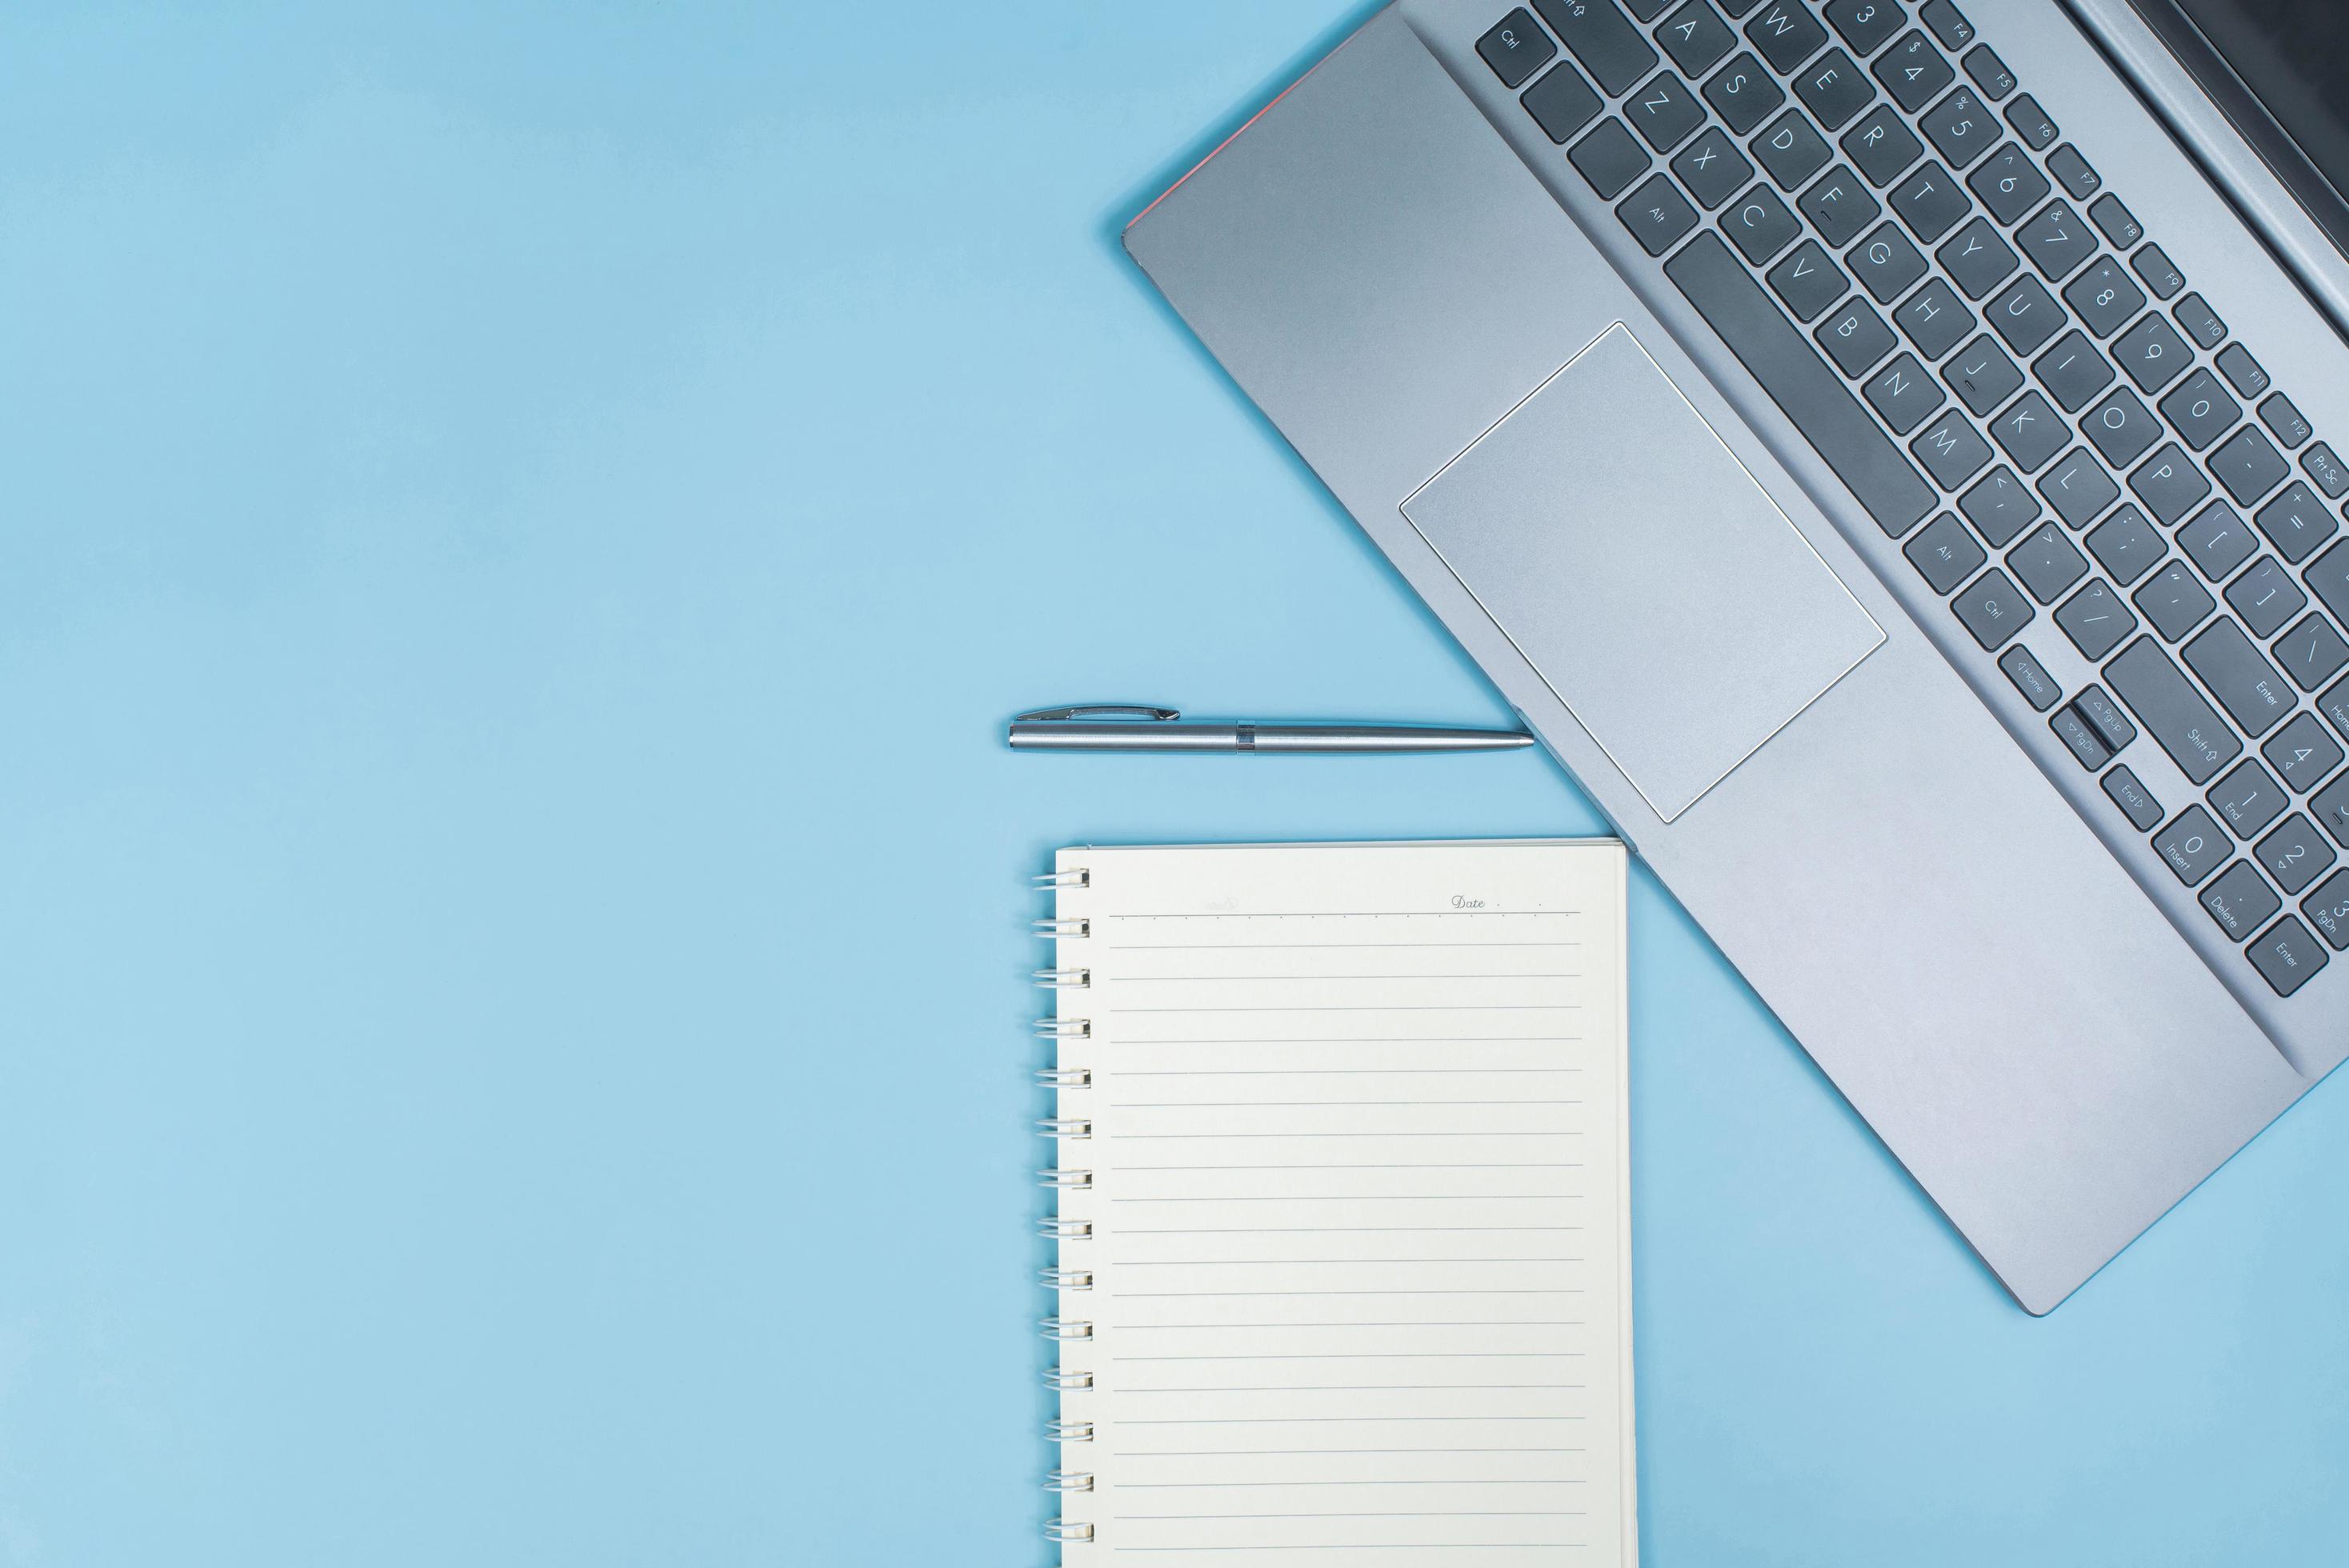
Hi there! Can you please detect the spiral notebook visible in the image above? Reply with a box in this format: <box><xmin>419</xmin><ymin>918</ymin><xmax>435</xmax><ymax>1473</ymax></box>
<box><xmin>1035</xmin><ymin>839</ymin><xmax>1634</xmax><ymax>1566</ymax></box>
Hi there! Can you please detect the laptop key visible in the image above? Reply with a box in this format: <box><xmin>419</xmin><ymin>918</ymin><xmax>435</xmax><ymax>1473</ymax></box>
<box><xmin>1743</xmin><ymin>0</ymin><xmax>1827</xmax><ymax>73</ymax></box>
<box><xmin>1752</xmin><ymin>107</ymin><xmax>1832</xmax><ymax>188</ymax></box>
<box><xmin>2046</xmin><ymin>144</ymin><xmax>2102</xmax><ymax>201</ymax></box>
<box><xmin>1863</xmin><ymin>351</ymin><xmax>1946</xmax><ymax>434</ymax></box>
<box><xmin>2209</xmin><ymin>423</ymin><xmax>2290</xmax><ymax>506</ymax></box>
<box><xmin>1826</xmin><ymin>0</ymin><xmax>1904</xmax><ymax>56</ymax></box>
<box><xmin>2307</xmin><ymin>539</ymin><xmax>2349</xmax><ymax>626</ymax></box>
<box><xmin>2249</xmin><ymin>481</ymin><xmax>2335</xmax><ymax>565</ymax></box>
<box><xmin>2032</xmin><ymin>330</ymin><xmax>2114</xmax><ymax>414</ymax></box>
<box><xmin>1990</xmin><ymin>389</ymin><xmax>2067</xmax><ymax>473</ymax></box>
<box><xmin>1535</xmin><ymin>0</ymin><xmax>1660</xmax><ymax>94</ymax></box>
<box><xmin>2131</xmin><ymin>242</ymin><xmax>2185</xmax><ymax>300</ymax></box>
<box><xmin>2200</xmin><ymin>861</ymin><xmax>2283</xmax><ymax>941</ymax></box>
<box><xmin>1938</xmin><ymin>217</ymin><xmax>2018</xmax><ymax>300</ymax></box>
<box><xmin>1665</xmin><ymin>232</ymin><xmax>1936</xmax><ymax>532</ymax></box>
<box><xmin>2224</xmin><ymin>556</ymin><xmax>2307</xmax><ymax>639</ymax></box>
<box><xmin>1894</xmin><ymin>277</ymin><xmax>1974</xmax><ymax>359</ymax></box>
<box><xmin>1910</xmin><ymin>409</ymin><xmax>1992</xmax><ymax>489</ymax></box>
<box><xmin>2010</xmin><ymin>521</ymin><xmax>2088</xmax><ymax>603</ymax></box>
<box><xmin>1795</xmin><ymin>48</ymin><xmax>1875</xmax><ymax>130</ymax></box>
<box><xmin>2056</xmin><ymin>578</ymin><xmax>2137</xmax><ymax>661</ymax></box>
<box><xmin>1967</xmin><ymin>142</ymin><xmax>2050</xmax><ymax>225</ymax></box>
<box><xmin>1962</xmin><ymin>44</ymin><xmax>2015</xmax><ymax>100</ymax></box>
<box><xmin>2089</xmin><ymin>194</ymin><xmax>2144</xmax><ymax>250</ymax></box>
<box><xmin>1920</xmin><ymin>0</ymin><xmax>1976</xmax><ymax>51</ymax></box>
<box><xmin>2260</xmin><ymin>394</ymin><xmax>2314</xmax><ymax>451</ymax></box>
<box><xmin>2262</xmin><ymin>710</ymin><xmax>2344</xmax><ymax>794</ymax></box>
<box><xmin>1999</xmin><ymin>642</ymin><xmax>2063</xmax><ymax>710</ymax></box>
<box><xmin>1627</xmin><ymin>69</ymin><xmax>1707</xmax><ymax>150</ymax></box>
<box><xmin>1674</xmin><ymin>126</ymin><xmax>1759</xmax><ymax>209</ymax></box>
<box><xmin>1890</xmin><ymin>160</ymin><xmax>1970</xmax><ymax>242</ymax></box>
<box><xmin>1841</xmin><ymin>104</ymin><xmax>1923</xmax><ymax>188</ymax></box>
<box><xmin>1799</xmin><ymin>164</ymin><xmax>1880</xmax><ymax>246</ymax></box>
<box><xmin>1656</xmin><ymin>0</ymin><xmax>1738</xmax><ymax>74</ymax></box>
<box><xmin>2215</xmin><ymin>344</ymin><xmax>2268</xmax><ymax>399</ymax></box>
<box><xmin>2207</xmin><ymin>758</ymin><xmax>2287</xmax><ymax>839</ymax></box>
<box><xmin>2178</xmin><ymin>502</ymin><xmax>2257</xmax><ymax>583</ymax></box>
<box><xmin>2247</xmin><ymin>916</ymin><xmax>2328</xmax><ymax>994</ymax></box>
<box><xmin>2082</xmin><ymin>386</ymin><xmax>2161</xmax><ymax>474</ymax></box>
<box><xmin>2133</xmin><ymin>560</ymin><xmax>2216</xmax><ymax>643</ymax></box>
<box><xmin>1481</xmin><ymin>10</ymin><xmax>1559</xmax><ymax>87</ymax></box>
<box><xmin>2111</xmin><ymin>638</ymin><xmax>2240</xmax><ymax>783</ymax></box>
<box><xmin>2287</xmin><ymin>618</ymin><xmax>2349</xmax><ymax>694</ymax></box>
<box><xmin>2062</xmin><ymin>256</ymin><xmax>2147</xmax><ymax>339</ymax></box>
<box><xmin>2079</xmin><ymin>685</ymin><xmax>2142</xmax><ymax>755</ymax></box>
<box><xmin>2155</xmin><ymin>368</ymin><xmax>2241</xmax><ymax>452</ymax></box>
<box><xmin>1944</xmin><ymin>334</ymin><xmax>2024</xmax><ymax>415</ymax></box>
<box><xmin>1815</xmin><ymin>295</ymin><xmax>1899</xmax><ymax>376</ymax></box>
<box><xmin>1985</xmin><ymin>274</ymin><xmax>2063</xmax><ymax>355</ymax></box>
<box><xmin>2037</xmin><ymin>446</ymin><xmax>2119</xmax><ymax>527</ymax></box>
<box><xmin>2153</xmin><ymin>803</ymin><xmax>2232</xmax><ymax>885</ymax></box>
<box><xmin>1919</xmin><ymin>86</ymin><xmax>1997</xmax><ymax>170</ymax></box>
<box><xmin>2303</xmin><ymin>442</ymin><xmax>2349</xmax><ymax>498</ymax></box>
<box><xmin>1873</xmin><ymin>30</ymin><xmax>1954</xmax><ymax>114</ymax></box>
<box><xmin>1703</xmin><ymin>50</ymin><xmax>1786</xmax><ymax>134</ymax></box>
<box><xmin>2052</xmin><ymin>705</ymin><xmax>2112</xmax><ymax>770</ymax></box>
<box><xmin>2103</xmin><ymin>764</ymin><xmax>2166</xmax><ymax>831</ymax></box>
<box><xmin>1572</xmin><ymin>119</ymin><xmax>1653</xmax><ymax>198</ymax></box>
<box><xmin>2112</xmin><ymin>310</ymin><xmax>2192</xmax><ymax>395</ymax></box>
<box><xmin>2172</xmin><ymin>291</ymin><xmax>2227</xmax><ymax>351</ymax></box>
<box><xmin>2129</xmin><ymin>442</ymin><xmax>2211</xmax><ymax>526</ymax></box>
<box><xmin>1765</xmin><ymin>238</ymin><xmax>1848</xmax><ymax>320</ymax></box>
<box><xmin>2003</xmin><ymin>92</ymin><xmax>2058</xmax><ymax>151</ymax></box>
<box><xmin>2183</xmin><ymin>616</ymin><xmax>2294</xmax><ymax>738</ymax></box>
<box><xmin>1951</xmin><ymin>566</ymin><xmax>2035</xmax><ymax>649</ymax></box>
<box><xmin>1849</xmin><ymin>222</ymin><xmax>1927</xmax><ymax>302</ymax></box>
<box><xmin>2317</xmin><ymin>770</ymin><xmax>2349</xmax><ymax>849</ymax></box>
<box><xmin>1524</xmin><ymin>61</ymin><xmax>1607</xmax><ymax>143</ymax></box>
<box><xmin>1723</xmin><ymin>182</ymin><xmax>1802</xmax><ymax>262</ymax></box>
<box><xmin>1959</xmin><ymin>463</ymin><xmax>2039</xmax><ymax>546</ymax></box>
<box><xmin>2087</xmin><ymin>505</ymin><xmax>2165</xmax><ymax>587</ymax></box>
<box><xmin>1619</xmin><ymin>174</ymin><xmax>1699</xmax><ymax>254</ymax></box>
<box><xmin>2305</xmin><ymin>867</ymin><xmax>2349</xmax><ymax>949</ymax></box>
<box><xmin>1907</xmin><ymin>511</ymin><xmax>1988</xmax><ymax>592</ymax></box>
<box><xmin>2015</xmin><ymin>200</ymin><xmax>2098</xmax><ymax>282</ymax></box>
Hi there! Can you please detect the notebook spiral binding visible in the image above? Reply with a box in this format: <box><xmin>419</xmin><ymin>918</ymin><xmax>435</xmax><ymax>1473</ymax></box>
<box><xmin>1036</xmin><ymin>859</ymin><xmax>1093</xmax><ymax>1552</ymax></box>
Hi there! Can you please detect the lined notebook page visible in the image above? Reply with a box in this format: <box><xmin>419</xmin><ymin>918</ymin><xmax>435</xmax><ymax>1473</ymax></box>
<box><xmin>1049</xmin><ymin>841</ymin><xmax>1632</xmax><ymax>1567</ymax></box>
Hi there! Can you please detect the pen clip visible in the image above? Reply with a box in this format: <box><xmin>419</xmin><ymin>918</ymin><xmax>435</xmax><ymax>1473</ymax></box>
<box><xmin>1014</xmin><ymin>705</ymin><xmax>1182</xmax><ymax>722</ymax></box>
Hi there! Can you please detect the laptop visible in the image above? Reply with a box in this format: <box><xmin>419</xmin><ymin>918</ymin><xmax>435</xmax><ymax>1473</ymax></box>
<box><xmin>1122</xmin><ymin>0</ymin><xmax>2349</xmax><ymax>1313</ymax></box>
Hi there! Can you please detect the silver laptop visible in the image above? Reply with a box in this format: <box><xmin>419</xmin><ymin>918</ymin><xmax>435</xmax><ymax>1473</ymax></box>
<box><xmin>1123</xmin><ymin>0</ymin><xmax>2349</xmax><ymax>1312</ymax></box>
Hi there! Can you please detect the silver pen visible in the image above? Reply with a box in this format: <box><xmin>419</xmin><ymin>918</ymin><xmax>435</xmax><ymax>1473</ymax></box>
<box><xmin>1006</xmin><ymin>705</ymin><xmax>1534</xmax><ymax>754</ymax></box>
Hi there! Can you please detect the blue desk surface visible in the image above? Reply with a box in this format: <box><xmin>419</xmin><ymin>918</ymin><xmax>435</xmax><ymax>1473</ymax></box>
<box><xmin>4</xmin><ymin>3</ymin><xmax>2345</xmax><ymax>1562</ymax></box>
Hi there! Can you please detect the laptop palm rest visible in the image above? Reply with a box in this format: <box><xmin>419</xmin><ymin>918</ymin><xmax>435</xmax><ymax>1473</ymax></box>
<box><xmin>1402</xmin><ymin>323</ymin><xmax>1883</xmax><ymax>822</ymax></box>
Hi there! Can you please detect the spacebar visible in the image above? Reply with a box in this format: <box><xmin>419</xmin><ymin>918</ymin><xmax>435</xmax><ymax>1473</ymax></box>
<box><xmin>1664</xmin><ymin>233</ymin><xmax>1935</xmax><ymax>537</ymax></box>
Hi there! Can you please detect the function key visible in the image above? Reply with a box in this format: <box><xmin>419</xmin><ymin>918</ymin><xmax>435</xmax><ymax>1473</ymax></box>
<box><xmin>2132</xmin><ymin>242</ymin><xmax>2186</xmax><ymax>299</ymax></box>
<box><xmin>2103</xmin><ymin>764</ymin><xmax>2167</xmax><ymax>832</ymax></box>
<box><xmin>2090</xmin><ymin>194</ymin><xmax>2144</xmax><ymax>249</ymax></box>
<box><xmin>1480</xmin><ymin>10</ymin><xmax>1559</xmax><ymax>87</ymax></box>
<box><xmin>1524</xmin><ymin>62</ymin><xmax>1606</xmax><ymax>142</ymax></box>
<box><xmin>2172</xmin><ymin>291</ymin><xmax>2227</xmax><ymax>351</ymax></box>
<box><xmin>1825</xmin><ymin>0</ymin><xmax>1906</xmax><ymax>57</ymax></box>
<box><xmin>2046</xmin><ymin>144</ymin><xmax>2102</xmax><ymax>201</ymax></box>
<box><xmin>2302</xmin><ymin>439</ymin><xmax>2349</xmax><ymax>498</ymax></box>
<box><xmin>1655</xmin><ymin>0</ymin><xmax>1738</xmax><ymax>75</ymax></box>
<box><xmin>1919</xmin><ymin>0</ymin><xmax>1975</xmax><ymax>50</ymax></box>
<box><xmin>2215</xmin><ymin>344</ymin><xmax>2269</xmax><ymax>399</ymax></box>
<box><xmin>1874</xmin><ymin>30</ymin><xmax>1955</xmax><ymax>112</ymax></box>
<box><xmin>1571</xmin><ymin>118</ymin><xmax>1652</xmax><ymax>199</ymax></box>
<box><xmin>1962</xmin><ymin>44</ymin><xmax>2015</xmax><ymax>99</ymax></box>
<box><xmin>1743</xmin><ymin>0</ymin><xmax>1829</xmax><ymax>73</ymax></box>
<box><xmin>2247</xmin><ymin>916</ymin><xmax>2329</xmax><ymax>995</ymax></box>
<box><xmin>1919</xmin><ymin>86</ymin><xmax>1998</xmax><ymax>170</ymax></box>
<box><xmin>1998</xmin><ymin>642</ymin><xmax>2063</xmax><ymax>710</ymax></box>
<box><xmin>1535</xmin><ymin>0</ymin><xmax>1662</xmax><ymax>94</ymax></box>
<box><xmin>1703</xmin><ymin>50</ymin><xmax>1787</xmax><ymax>134</ymax></box>
<box><xmin>2259</xmin><ymin>393</ymin><xmax>2314</xmax><ymax>450</ymax></box>
<box><xmin>2004</xmin><ymin>92</ymin><xmax>2059</xmax><ymax>150</ymax></box>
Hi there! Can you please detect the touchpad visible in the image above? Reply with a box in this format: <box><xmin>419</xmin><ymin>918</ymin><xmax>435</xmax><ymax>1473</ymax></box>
<box><xmin>1401</xmin><ymin>324</ymin><xmax>1883</xmax><ymax>822</ymax></box>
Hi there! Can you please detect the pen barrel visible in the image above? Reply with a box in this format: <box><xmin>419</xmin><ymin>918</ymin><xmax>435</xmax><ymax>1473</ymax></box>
<box><xmin>1248</xmin><ymin>726</ymin><xmax>1531</xmax><ymax>752</ymax></box>
<box><xmin>1007</xmin><ymin>723</ymin><xmax>1531</xmax><ymax>753</ymax></box>
<box><xmin>1008</xmin><ymin>724</ymin><xmax>1248</xmax><ymax>751</ymax></box>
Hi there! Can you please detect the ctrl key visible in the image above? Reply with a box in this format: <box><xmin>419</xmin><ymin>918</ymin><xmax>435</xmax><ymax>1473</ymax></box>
<box><xmin>1952</xmin><ymin>566</ymin><xmax>2035</xmax><ymax>649</ymax></box>
<box><xmin>2247</xmin><ymin>916</ymin><xmax>2330</xmax><ymax>996</ymax></box>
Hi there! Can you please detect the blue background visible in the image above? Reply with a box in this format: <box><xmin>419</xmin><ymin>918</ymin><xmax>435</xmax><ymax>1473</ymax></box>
<box><xmin>3</xmin><ymin>2</ymin><xmax>2344</xmax><ymax>1562</ymax></box>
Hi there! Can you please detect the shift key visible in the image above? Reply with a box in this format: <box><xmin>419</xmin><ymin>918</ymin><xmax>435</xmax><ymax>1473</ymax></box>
<box><xmin>2107</xmin><ymin>636</ymin><xmax>2242</xmax><ymax>783</ymax></box>
<box><xmin>1534</xmin><ymin>0</ymin><xmax>1659</xmax><ymax>94</ymax></box>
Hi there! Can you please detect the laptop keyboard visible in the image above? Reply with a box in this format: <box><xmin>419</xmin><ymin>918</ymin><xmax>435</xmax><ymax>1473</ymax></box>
<box><xmin>1479</xmin><ymin>0</ymin><xmax>2349</xmax><ymax>998</ymax></box>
